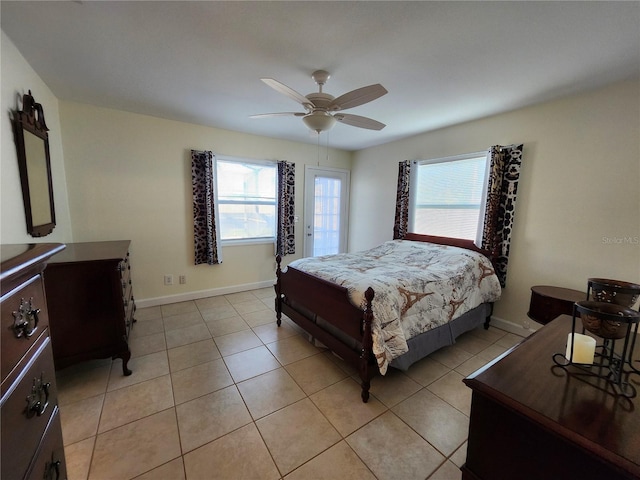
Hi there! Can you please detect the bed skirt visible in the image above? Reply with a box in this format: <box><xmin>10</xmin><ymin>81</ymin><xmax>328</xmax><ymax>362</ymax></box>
<box><xmin>390</xmin><ymin>302</ymin><xmax>491</xmax><ymax>371</ymax></box>
<box><xmin>305</xmin><ymin>302</ymin><xmax>491</xmax><ymax>374</ymax></box>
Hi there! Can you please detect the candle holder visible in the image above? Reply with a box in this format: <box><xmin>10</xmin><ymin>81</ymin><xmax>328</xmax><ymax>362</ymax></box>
<box><xmin>588</xmin><ymin>278</ymin><xmax>640</xmax><ymax>307</ymax></box>
<box><xmin>587</xmin><ymin>278</ymin><xmax>640</xmax><ymax>374</ymax></box>
<box><xmin>553</xmin><ymin>301</ymin><xmax>640</xmax><ymax>398</ymax></box>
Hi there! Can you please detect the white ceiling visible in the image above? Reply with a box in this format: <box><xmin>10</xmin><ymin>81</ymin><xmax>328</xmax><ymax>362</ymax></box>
<box><xmin>2</xmin><ymin>1</ymin><xmax>639</xmax><ymax>151</ymax></box>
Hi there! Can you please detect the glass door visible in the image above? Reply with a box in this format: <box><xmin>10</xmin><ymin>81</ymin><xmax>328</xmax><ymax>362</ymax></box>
<box><xmin>304</xmin><ymin>166</ymin><xmax>350</xmax><ymax>257</ymax></box>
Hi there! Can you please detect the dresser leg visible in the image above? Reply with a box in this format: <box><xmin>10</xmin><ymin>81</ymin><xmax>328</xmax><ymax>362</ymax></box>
<box><xmin>114</xmin><ymin>350</ymin><xmax>132</xmax><ymax>376</ymax></box>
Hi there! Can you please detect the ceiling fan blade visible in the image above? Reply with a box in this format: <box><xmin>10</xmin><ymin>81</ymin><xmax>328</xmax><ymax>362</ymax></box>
<box><xmin>261</xmin><ymin>78</ymin><xmax>314</xmax><ymax>109</ymax></box>
<box><xmin>334</xmin><ymin>113</ymin><xmax>386</xmax><ymax>130</ymax></box>
<box><xmin>250</xmin><ymin>112</ymin><xmax>305</xmax><ymax>118</ymax></box>
<box><xmin>329</xmin><ymin>84</ymin><xmax>388</xmax><ymax>111</ymax></box>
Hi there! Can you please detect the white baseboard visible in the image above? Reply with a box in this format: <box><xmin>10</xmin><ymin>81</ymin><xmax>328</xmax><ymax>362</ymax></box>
<box><xmin>136</xmin><ymin>279</ymin><xmax>276</xmax><ymax>308</ymax></box>
<box><xmin>490</xmin><ymin>315</ymin><xmax>539</xmax><ymax>337</ymax></box>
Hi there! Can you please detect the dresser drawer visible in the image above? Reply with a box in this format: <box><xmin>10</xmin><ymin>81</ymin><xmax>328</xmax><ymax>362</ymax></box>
<box><xmin>25</xmin><ymin>406</ymin><xmax>67</xmax><ymax>480</ymax></box>
<box><xmin>125</xmin><ymin>293</ymin><xmax>136</xmax><ymax>337</ymax></box>
<box><xmin>1</xmin><ymin>274</ymin><xmax>50</xmax><ymax>381</ymax></box>
<box><xmin>120</xmin><ymin>258</ymin><xmax>131</xmax><ymax>287</ymax></box>
<box><xmin>119</xmin><ymin>252</ymin><xmax>131</xmax><ymax>283</ymax></box>
<box><xmin>121</xmin><ymin>270</ymin><xmax>132</xmax><ymax>295</ymax></box>
<box><xmin>123</xmin><ymin>281</ymin><xmax>133</xmax><ymax>310</ymax></box>
<box><xmin>1</xmin><ymin>336</ymin><xmax>59</xmax><ymax>480</ymax></box>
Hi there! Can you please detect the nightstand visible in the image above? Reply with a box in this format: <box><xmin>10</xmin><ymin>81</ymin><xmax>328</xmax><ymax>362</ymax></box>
<box><xmin>527</xmin><ymin>285</ymin><xmax>585</xmax><ymax>325</ymax></box>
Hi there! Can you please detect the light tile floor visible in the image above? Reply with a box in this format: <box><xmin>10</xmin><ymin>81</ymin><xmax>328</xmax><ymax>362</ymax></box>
<box><xmin>56</xmin><ymin>287</ymin><xmax>525</xmax><ymax>480</ymax></box>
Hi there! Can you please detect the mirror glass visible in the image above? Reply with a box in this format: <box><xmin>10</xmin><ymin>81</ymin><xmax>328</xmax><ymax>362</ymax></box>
<box><xmin>14</xmin><ymin>90</ymin><xmax>56</xmax><ymax>237</ymax></box>
<box><xmin>24</xmin><ymin>130</ymin><xmax>53</xmax><ymax>226</ymax></box>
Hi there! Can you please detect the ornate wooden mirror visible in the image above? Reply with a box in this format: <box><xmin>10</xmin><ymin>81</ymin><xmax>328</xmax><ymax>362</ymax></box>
<box><xmin>13</xmin><ymin>90</ymin><xmax>56</xmax><ymax>237</ymax></box>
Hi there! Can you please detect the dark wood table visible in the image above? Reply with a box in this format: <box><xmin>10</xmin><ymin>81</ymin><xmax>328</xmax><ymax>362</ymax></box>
<box><xmin>528</xmin><ymin>285</ymin><xmax>586</xmax><ymax>324</ymax></box>
<box><xmin>463</xmin><ymin>315</ymin><xmax>640</xmax><ymax>480</ymax></box>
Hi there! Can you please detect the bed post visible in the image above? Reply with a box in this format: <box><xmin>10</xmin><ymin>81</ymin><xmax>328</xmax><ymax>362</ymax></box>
<box><xmin>275</xmin><ymin>255</ymin><xmax>282</xmax><ymax>327</ymax></box>
<box><xmin>360</xmin><ymin>287</ymin><xmax>375</xmax><ymax>403</ymax></box>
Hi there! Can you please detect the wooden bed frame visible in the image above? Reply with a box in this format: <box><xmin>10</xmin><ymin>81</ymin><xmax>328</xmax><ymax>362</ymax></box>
<box><xmin>274</xmin><ymin>233</ymin><xmax>497</xmax><ymax>402</ymax></box>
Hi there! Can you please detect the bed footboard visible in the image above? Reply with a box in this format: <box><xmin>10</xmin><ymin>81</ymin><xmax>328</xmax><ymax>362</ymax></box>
<box><xmin>275</xmin><ymin>256</ymin><xmax>376</xmax><ymax>402</ymax></box>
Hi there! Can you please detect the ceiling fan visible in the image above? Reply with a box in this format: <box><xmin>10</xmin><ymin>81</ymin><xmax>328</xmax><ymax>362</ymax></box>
<box><xmin>251</xmin><ymin>70</ymin><xmax>387</xmax><ymax>133</ymax></box>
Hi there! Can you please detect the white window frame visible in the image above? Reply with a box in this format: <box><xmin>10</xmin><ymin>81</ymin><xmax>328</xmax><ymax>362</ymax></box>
<box><xmin>408</xmin><ymin>151</ymin><xmax>490</xmax><ymax>246</ymax></box>
<box><xmin>215</xmin><ymin>155</ymin><xmax>277</xmax><ymax>246</ymax></box>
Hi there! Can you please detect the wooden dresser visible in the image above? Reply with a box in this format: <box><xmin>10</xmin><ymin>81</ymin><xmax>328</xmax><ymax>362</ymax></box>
<box><xmin>463</xmin><ymin>315</ymin><xmax>640</xmax><ymax>480</ymax></box>
<box><xmin>1</xmin><ymin>243</ymin><xmax>67</xmax><ymax>480</ymax></box>
<box><xmin>44</xmin><ymin>241</ymin><xmax>136</xmax><ymax>376</ymax></box>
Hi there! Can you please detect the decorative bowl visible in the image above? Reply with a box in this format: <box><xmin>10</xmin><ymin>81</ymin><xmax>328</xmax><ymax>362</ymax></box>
<box><xmin>575</xmin><ymin>301</ymin><xmax>639</xmax><ymax>340</ymax></box>
<box><xmin>588</xmin><ymin>278</ymin><xmax>640</xmax><ymax>308</ymax></box>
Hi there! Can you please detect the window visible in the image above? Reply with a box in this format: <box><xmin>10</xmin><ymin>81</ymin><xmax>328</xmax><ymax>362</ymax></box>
<box><xmin>409</xmin><ymin>152</ymin><xmax>489</xmax><ymax>243</ymax></box>
<box><xmin>216</xmin><ymin>156</ymin><xmax>276</xmax><ymax>242</ymax></box>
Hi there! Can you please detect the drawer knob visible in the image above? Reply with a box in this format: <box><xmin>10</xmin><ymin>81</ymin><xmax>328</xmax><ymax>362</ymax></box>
<box><xmin>11</xmin><ymin>298</ymin><xmax>40</xmax><ymax>339</ymax></box>
<box><xmin>26</xmin><ymin>373</ymin><xmax>50</xmax><ymax>418</ymax></box>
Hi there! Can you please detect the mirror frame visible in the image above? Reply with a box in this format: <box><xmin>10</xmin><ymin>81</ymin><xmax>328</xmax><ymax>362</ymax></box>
<box><xmin>13</xmin><ymin>90</ymin><xmax>56</xmax><ymax>237</ymax></box>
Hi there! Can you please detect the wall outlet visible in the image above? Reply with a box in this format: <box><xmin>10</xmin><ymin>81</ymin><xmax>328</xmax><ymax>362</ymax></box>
<box><xmin>179</xmin><ymin>275</ymin><xmax>186</xmax><ymax>284</ymax></box>
<box><xmin>164</xmin><ymin>274</ymin><xmax>173</xmax><ymax>285</ymax></box>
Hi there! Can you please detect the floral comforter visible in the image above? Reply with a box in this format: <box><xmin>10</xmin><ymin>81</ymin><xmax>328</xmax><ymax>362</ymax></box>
<box><xmin>287</xmin><ymin>240</ymin><xmax>502</xmax><ymax>374</ymax></box>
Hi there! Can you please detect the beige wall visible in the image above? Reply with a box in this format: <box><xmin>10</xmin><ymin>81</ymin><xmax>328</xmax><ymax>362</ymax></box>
<box><xmin>1</xmin><ymin>31</ymin><xmax>73</xmax><ymax>244</ymax></box>
<box><xmin>58</xmin><ymin>101</ymin><xmax>352</xmax><ymax>304</ymax></box>
<box><xmin>350</xmin><ymin>80</ymin><xmax>640</xmax><ymax>331</ymax></box>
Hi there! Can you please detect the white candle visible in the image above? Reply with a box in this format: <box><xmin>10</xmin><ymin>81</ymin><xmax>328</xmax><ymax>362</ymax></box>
<box><xmin>565</xmin><ymin>333</ymin><xmax>596</xmax><ymax>364</ymax></box>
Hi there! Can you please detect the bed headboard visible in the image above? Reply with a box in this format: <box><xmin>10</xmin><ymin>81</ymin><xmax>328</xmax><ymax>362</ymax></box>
<box><xmin>402</xmin><ymin>233</ymin><xmax>496</xmax><ymax>264</ymax></box>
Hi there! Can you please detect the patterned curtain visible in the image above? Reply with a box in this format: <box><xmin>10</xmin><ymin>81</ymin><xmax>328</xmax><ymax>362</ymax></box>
<box><xmin>191</xmin><ymin>150</ymin><xmax>222</xmax><ymax>265</ymax></box>
<box><xmin>481</xmin><ymin>144</ymin><xmax>523</xmax><ymax>287</ymax></box>
<box><xmin>276</xmin><ymin>160</ymin><xmax>296</xmax><ymax>256</ymax></box>
<box><xmin>393</xmin><ymin>160</ymin><xmax>411</xmax><ymax>239</ymax></box>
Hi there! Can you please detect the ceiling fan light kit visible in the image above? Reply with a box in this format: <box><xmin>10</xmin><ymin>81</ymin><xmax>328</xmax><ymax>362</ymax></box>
<box><xmin>302</xmin><ymin>111</ymin><xmax>337</xmax><ymax>133</ymax></box>
<box><xmin>252</xmin><ymin>70</ymin><xmax>387</xmax><ymax>134</ymax></box>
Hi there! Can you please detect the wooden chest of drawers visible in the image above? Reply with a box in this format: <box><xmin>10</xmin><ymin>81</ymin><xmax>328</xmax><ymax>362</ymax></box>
<box><xmin>463</xmin><ymin>315</ymin><xmax>640</xmax><ymax>479</ymax></box>
<box><xmin>44</xmin><ymin>241</ymin><xmax>136</xmax><ymax>376</ymax></box>
<box><xmin>1</xmin><ymin>243</ymin><xmax>67</xmax><ymax>480</ymax></box>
